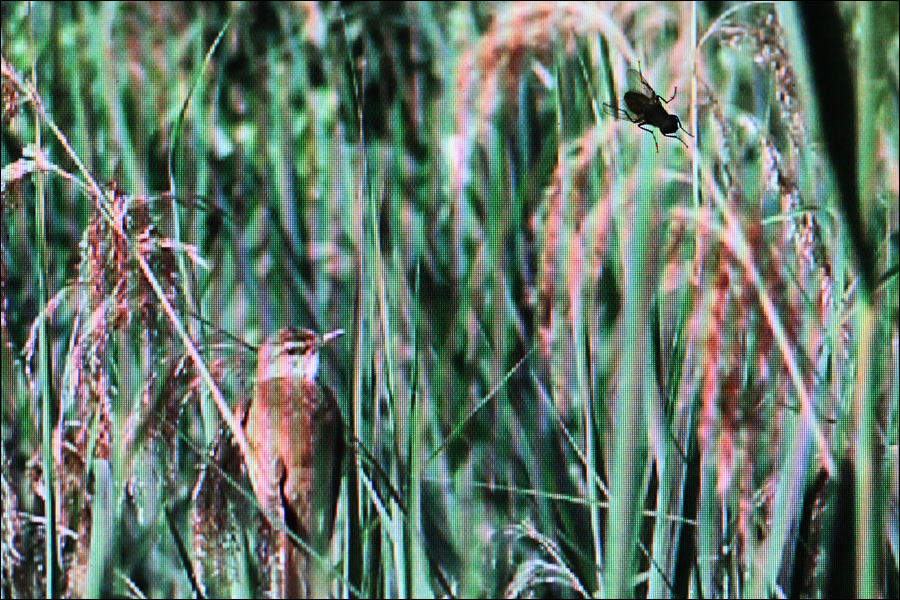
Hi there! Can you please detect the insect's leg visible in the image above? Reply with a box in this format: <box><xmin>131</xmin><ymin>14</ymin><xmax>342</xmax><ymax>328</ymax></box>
<box><xmin>664</xmin><ymin>131</ymin><xmax>690</xmax><ymax>149</ymax></box>
<box><xmin>662</xmin><ymin>87</ymin><xmax>677</xmax><ymax>104</ymax></box>
<box><xmin>636</xmin><ymin>122</ymin><xmax>660</xmax><ymax>153</ymax></box>
<box><xmin>603</xmin><ymin>103</ymin><xmax>632</xmax><ymax>121</ymax></box>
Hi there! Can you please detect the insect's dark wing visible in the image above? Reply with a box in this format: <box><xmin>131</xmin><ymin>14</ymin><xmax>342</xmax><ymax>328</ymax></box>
<box><xmin>602</xmin><ymin>102</ymin><xmax>633</xmax><ymax>122</ymax></box>
<box><xmin>625</xmin><ymin>68</ymin><xmax>657</xmax><ymax>99</ymax></box>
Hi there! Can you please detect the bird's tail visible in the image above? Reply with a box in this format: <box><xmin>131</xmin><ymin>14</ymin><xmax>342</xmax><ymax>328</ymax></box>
<box><xmin>276</xmin><ymin>530</ymin><xmax>307</xmax><ymax>599</ymax></box>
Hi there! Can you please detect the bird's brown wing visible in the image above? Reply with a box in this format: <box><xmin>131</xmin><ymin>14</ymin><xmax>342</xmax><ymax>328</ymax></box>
<box><xmin>322</xmin><ymin>383</ymin><xmax>344</xmax><ymax>543</ymax></box>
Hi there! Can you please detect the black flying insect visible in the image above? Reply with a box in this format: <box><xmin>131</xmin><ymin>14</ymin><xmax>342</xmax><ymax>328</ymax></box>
<box><xmin>603</xmin><ymin>67</ymin><xmax>693</xmax><ymax>152</ymax></box>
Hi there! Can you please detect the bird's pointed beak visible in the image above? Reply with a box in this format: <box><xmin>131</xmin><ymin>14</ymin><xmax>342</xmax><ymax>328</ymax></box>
<box><xmin>321</xmin><ymin>329</ymin><xmax>346</xmax><ymax>345</ymax></box>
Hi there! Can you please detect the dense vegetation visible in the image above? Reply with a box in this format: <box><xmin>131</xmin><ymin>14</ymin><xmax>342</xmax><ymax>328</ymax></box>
<box><xmin>2</xmin><ymin>2</ymin><xmax>897</xmax><ymax>598</ymax></box>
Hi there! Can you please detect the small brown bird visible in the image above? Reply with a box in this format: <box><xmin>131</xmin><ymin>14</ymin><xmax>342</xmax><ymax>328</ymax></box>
<box><xmin>243</xmin><ymin>327</ymin><xmax>345</xmax><ymax>598</ymax></box>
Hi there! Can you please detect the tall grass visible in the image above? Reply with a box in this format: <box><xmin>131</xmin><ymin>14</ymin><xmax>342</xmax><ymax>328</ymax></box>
<box><xmin>1</xmin><ymin>2</ymin><xmax>897</xmax><ymax>598</ymax></box>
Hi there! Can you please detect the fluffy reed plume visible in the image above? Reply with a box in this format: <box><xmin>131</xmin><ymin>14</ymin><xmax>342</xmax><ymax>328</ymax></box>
<box><xmin>5</xmin><ymin>51</ymin><xmax>234</xmax><ymax>596</ymax></box>
<box><xmin>123</xmin><ymin>333</ymin><xmax>242</xmax><ymax>596</ymax></box>
<box><xmin>56</xmin><ymin>179</ymin><xmax>186</xmax><ymax>597</ymax></box>
<box><xmin>695</xmin><ymin>206</ymin><xmax>801</xmax><ymax>564</ymax></box>
<box><xmin>698</xmin><ymin>11</ymin><xmax>834</xmax><ymax>343</ymax></box>
<box><xmin>448</xmin><ymin>2</ymin><xmax>619</xmax><ymax>193</ymax></box>
<box><xmin>444</xmin><ymin>3</ymin><xmax>645</xmax><ymax>196</ymax></box>
<box><xmin>1</xmin><ymin>442</ymin><xmax>46</xmax><ymax>599</ymax></box>
<box><xmin>294</xmin><ymin>1</ymin><xmax>326</xmax><ymax>49</ymax></box>
<box><xmin>879</xmin><ymin>132</ymin><xmax>899</xmax><ymax>196</ymax></box>
<box><xmin>125</xmin><ymin>348</ymin><xmax>235</xmax><ymax>450</ymax></box>
<box><xmin>125</xmin><ymin>344</ymin><xmax>239</xmax><ymax>582</ymax></box>
<box><xmin>0</xmin><ymin>156</ymin><xmax>35</xmax><ymax>223</ymax></box>
<box><xmin>0</xmin><ymin>168</ymin><xmax>16</xmax><ymax>292</ymax></box>
<box><xmin>452</xmin><ymin>2</ymin><xmax>629</xmax><ymax>137</ymax></box>
<box><xmin>1</xmin><ymin>58</ymin><xmax>32</xmax><ymax>290</ymax></box>
<box><xmin>528</xmin><ymin>125</ymin><xmax>621</xmax><ymax>413</ymax></box>
<box><xmin>61</xmin><ymin>180</ymin><xmax>184</xmax><ymax>483</ymax></box>
<box><xmin>1</xmin><ymin>57</ymin><xmax>30</xmax><ymax>126</ymax></box>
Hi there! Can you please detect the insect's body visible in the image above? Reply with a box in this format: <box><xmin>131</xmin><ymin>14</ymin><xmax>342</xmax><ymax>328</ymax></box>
<box><xmin>604</xmin><ymin>67</ymin><xmax>693</xmax><ymax>152</ymax></box>
<box><xmin>623</xmin><ymin>91</ymin><xmax>679</xmax><ymax>134</ymax></box>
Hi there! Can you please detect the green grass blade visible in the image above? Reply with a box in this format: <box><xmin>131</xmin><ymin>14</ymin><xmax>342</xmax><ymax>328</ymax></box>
<box><xmin>82</xmin><ymin>459</ymin><xmax>115</xmax><ymax>599</ymax></box>
<box><xmin>605</xmin><ymin>196</ymin><xmax>657</xmax><ymax>598</ymax></box>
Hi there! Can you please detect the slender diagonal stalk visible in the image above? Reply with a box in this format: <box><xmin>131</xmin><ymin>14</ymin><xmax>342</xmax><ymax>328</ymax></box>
<box><xmin>34</xmin><ymin>130</ymin><xmax>59</xmax><ymax>600</ymax></box>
